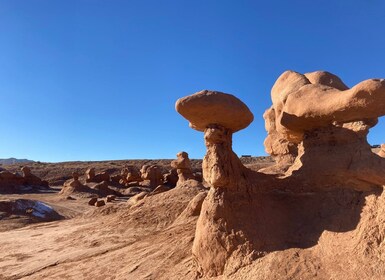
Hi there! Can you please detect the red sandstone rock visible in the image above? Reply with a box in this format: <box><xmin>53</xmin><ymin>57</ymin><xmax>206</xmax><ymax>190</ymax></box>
<box><xmin>177</xmin><ymin>72</ymin><xmax>385</xmax><ymax>277</ymax></box>
<box><xmin>85</xmin><ymin>168</ymin><xmax>110</xmax><ymax>183</ymax></box>
<box><xmin>140</xmin><ymin>165</ymin><xmax>163</xmax><ymax>189</ymax></box>
<box><xmin>171</xmin><ymin>151</ymin><xmax>195</xmax><ymax>185</ymax></box>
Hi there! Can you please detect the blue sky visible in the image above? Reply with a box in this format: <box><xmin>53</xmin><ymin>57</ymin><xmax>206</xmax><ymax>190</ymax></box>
<box><xmin>0</xmin><ymin>0</ymin><xmax>384</xmax><ymax>162</ymax></box>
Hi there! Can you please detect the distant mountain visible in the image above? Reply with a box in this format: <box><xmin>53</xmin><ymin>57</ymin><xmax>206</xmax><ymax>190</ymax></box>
<box><xmin>0</xmin><ymin>158</ymin><xmax>35</xmax><ymax>165</ymax></box>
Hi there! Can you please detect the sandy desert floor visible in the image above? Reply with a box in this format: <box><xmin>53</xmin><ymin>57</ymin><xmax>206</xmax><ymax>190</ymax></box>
<box><xmin>1</xmin><ymin>155</ymin><xmax>384</xmax><ymax>280</ymax></box>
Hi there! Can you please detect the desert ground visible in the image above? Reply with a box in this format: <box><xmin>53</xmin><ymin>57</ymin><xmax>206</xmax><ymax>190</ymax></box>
<box><xmin>0</xmin><ymin>157</ymin><xmax>272</xmax><ymax>280</ymax></box>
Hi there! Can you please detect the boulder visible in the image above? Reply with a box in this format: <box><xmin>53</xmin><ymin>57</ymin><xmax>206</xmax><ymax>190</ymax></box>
<box><xmin>94</xmin><ymin>200</ymin><xmax>105</xmax><ymax>207</ymax></box>
<box><xmin>88</xmin><ymin>197</ymin><xmax>98</xmax><ymax>206</ymax></box>
<box><xmin>106</xmin><ymin>195</ymin><xmax>116</xmax><ymax>202</ymax></box>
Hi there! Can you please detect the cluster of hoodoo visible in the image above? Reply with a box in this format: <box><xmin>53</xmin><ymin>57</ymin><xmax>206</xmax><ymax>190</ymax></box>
<box><xmin>60</xmin><ymin>152</ymin><xmax>202</xmax><ymax>205</ymax></box>
<box><xmin>176</xmin><ymin>72</ymin><xmax>385</xmax><ymax>277</ymax></box>
<box><xmin>0</xmin><ymin>166</ymin><xmax>49</xmax><ymax>193</ymax></box>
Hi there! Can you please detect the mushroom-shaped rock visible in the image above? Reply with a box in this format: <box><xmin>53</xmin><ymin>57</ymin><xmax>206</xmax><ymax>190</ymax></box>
<box><xmin>176</xmin><ymin>90</ymin><xmax>254</xmax><ymax>132</ymax></box>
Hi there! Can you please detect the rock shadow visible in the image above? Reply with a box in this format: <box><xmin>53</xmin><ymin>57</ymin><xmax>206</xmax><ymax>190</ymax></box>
<box><xmin>223</xmin><ymin>181</ymin><xmax>383</xmax><ymax>253</ymax></box>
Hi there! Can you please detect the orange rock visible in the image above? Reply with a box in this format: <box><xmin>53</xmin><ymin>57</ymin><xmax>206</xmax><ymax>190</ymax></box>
<box><xmin>176</xmin><ymin>90</ymin><xmax>254</xmax><ymax>133</ymax></box>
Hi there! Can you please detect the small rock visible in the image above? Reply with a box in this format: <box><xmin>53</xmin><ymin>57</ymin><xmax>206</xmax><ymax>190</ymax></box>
<box><xmin>88</xmin><ymin>197</ymin><xmax>98</xmax><ymax>206</ymax></box>
<box><xmin>106</xmin><ymin>195</ymin><xmax>116</xmax><ymax>202</ymax></box>
<box><xmin>94</xmin><ymin>200</ymin><xmax>105</xmax><ymax>207</ymax></box>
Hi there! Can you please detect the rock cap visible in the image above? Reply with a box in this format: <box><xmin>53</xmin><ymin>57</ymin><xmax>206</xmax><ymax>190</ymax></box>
<box><xmin>176</xmin><ymin>90</ymin><xmax>254</xmax><ymax>132</ymax></box>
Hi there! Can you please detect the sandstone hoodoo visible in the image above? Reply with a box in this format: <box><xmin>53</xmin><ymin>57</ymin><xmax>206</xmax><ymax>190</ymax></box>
<box><xmin>140</xmin><ymin>164</ymin><xmax>163</xmax><ymax>189</ymax></box>
<box><xmin>267</xmin><ymin>70</ymin><xmax>385</xmax><ymax>189</ymax></box>
<box><xmin>177</xmin><ymin>90</ymin><xmax>263</xmax><ymax>276</ymax></box>
<box><xmin>176</xmin><ymin>73</ymin><xmax>385</xmax><ymax>277</ymax></box>
<box><xmin>176</xmin><ymin>90</ymin><xmax>255</xmax><ymax>189</ymax></box>
<box><xmin>171</xmin><ymin>151</ymin><xmax>194</xmax><ymax>184</ymax></box>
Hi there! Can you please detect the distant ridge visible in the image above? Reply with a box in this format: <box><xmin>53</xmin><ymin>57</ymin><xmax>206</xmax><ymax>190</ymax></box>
<box><xmin>0</xmin><ymin>158</ymin><xmax>34</xmax><ymax>165</ymax></box>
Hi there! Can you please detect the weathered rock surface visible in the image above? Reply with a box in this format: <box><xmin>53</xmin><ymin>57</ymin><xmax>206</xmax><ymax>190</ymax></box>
<box><xmin>266</xmin><ymin>70</ymin><xmax>385</xmax><ymax>189</ymax></box>
<box><xmin>177</xmin><ymin>75</ymin><xmax>385</xmax><ymax>277</ymax></box>
<box><xmin>140</xmin><ymin>165</ymin><xmax>163</xmax><ymax>189</ymax></box>
<box><xmin>60</xmin><ymin>172</ymin><xmax>92</xmax><ymax>197</ymax></box>
<box><xmin>119</xmin><ymin>165</ymin><xmax>142</xmax><ymax>186</ymax></box>
<box><xmin>176</xmin><ymin>90</ymin><xmax>254</xmax><ymax>132</ymax></box>
<box><xmin>85</xmin><ymin>168</ymin><xmax>110</xmax><ymax>183</ymax></box>
<box><xmin>171</xmin><ymin>151</ymin><xmax>195</xmax><ymax>185</ymax></box>
<box><xmin>0</xmin><ymin>166</ymin><xmax>49</xmax><ymax>193</ymax></box>
<box><xmin>378</xmin><ymin>144</ymin><xmax>385</xmax><ymax>158</ymax></box>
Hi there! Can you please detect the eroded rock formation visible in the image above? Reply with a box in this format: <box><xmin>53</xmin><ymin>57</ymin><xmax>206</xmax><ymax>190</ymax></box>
<box><xmin>119</xmin><ymin>166</ymin><xmax>142</xmax><ymax>186</ymax></box>
<box><xmin>85</xmin><ymin>168</ymin><xmax>110</xmax><ymax>183</ymax></box>
<box><xmin>171</xmin><ymin>151</ymin><xmax>195</xmax><ymax>184</ymax></box>
<box><xmin>177</xmin><ymin>90</ymin><xmax>262</xmax><ymax>276</ymax></box>
<box><xmin>0</xmin><ymin>166</ymin><xmax>49</xmax><ymax>193</ymax></box>
<box><xmin>60</xmin><ymin>172</ymin><xmax>90</xmax><ymax>196</ymax></box>
<box><xmin>266</xmin><ymin>70</ymin><xmax>385</xmax><ymax>190</ymax></box>
<box><xmin>176</xmin><ymin>73</ymin><xmax>385</xmax><ymax>277</ymax></box>
<box><xmin>140</xmin><ymin>165</ymin><xmax>163</xmax><ymax>189</ymax></box>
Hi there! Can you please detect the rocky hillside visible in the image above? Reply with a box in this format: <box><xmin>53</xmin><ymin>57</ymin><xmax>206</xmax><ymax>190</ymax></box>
<box><xmin>0</xmin><ymin>158</ymin><xmax>34</xmax><ymax>165</ymax></box>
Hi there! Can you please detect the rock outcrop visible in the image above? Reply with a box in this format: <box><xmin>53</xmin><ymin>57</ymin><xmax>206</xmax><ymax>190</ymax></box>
<box><xmin>140</xmin><ymin>165</ymin><xmax>163</xmax><ymax>189</ymax></box>
<box><xmin>85</xmin><ymin>168</ymin><xmax>110</xmax><ymax>183</ymax></box>
<box><xmin>177</xmin><ymin>90</ymin><xmax>263</xmax><ymax>276</ymax></box>
<box><xmin>171</xmin><ymin>151</ymin><xmax>195</xmax><ymax>185</ymax></box>
<box><xmin>60</xmin><ymin>172</ymin><xmax>90</xmax><ymax>196</ymax></box>
<box><xmin>163</xmin><ymin>168</ymin><xmax>178</xmax><ymax>187</ymax></box>
<box><xmin>0</xmin><ymin>166</ymin><xmax>49</xmax><ymax>193</ymax></box>
<box><xmin>266</xmin><ymin>70</ymin><xmax>385</xmax><ymax>190</ymax></box>
<box><xmin>119</xmin><ymin>166</ymin><xmax>142</xmax><ymax>186</ymax></box>
<box><xmin>176</xmin><ymin>74</ymin><xmax>385</xmax><ymax>277</ymax></box>
<box><xmin>21</xmin><ymin>166</ymin><xmax>49</xmax><ymax>188</ymax></box>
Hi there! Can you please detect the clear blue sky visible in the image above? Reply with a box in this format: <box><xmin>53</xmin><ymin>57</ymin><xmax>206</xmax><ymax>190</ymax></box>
<box><xmin>1</xmin><ymin>0</ymin><xmax>384</xmax><ymax>162</ymax></box>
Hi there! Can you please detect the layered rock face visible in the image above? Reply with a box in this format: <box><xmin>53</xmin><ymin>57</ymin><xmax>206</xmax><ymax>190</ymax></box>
<box><xmin>176</xmin><ymin>73</ymin><xmax>385</xmax><ymax>277</ymax></box>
